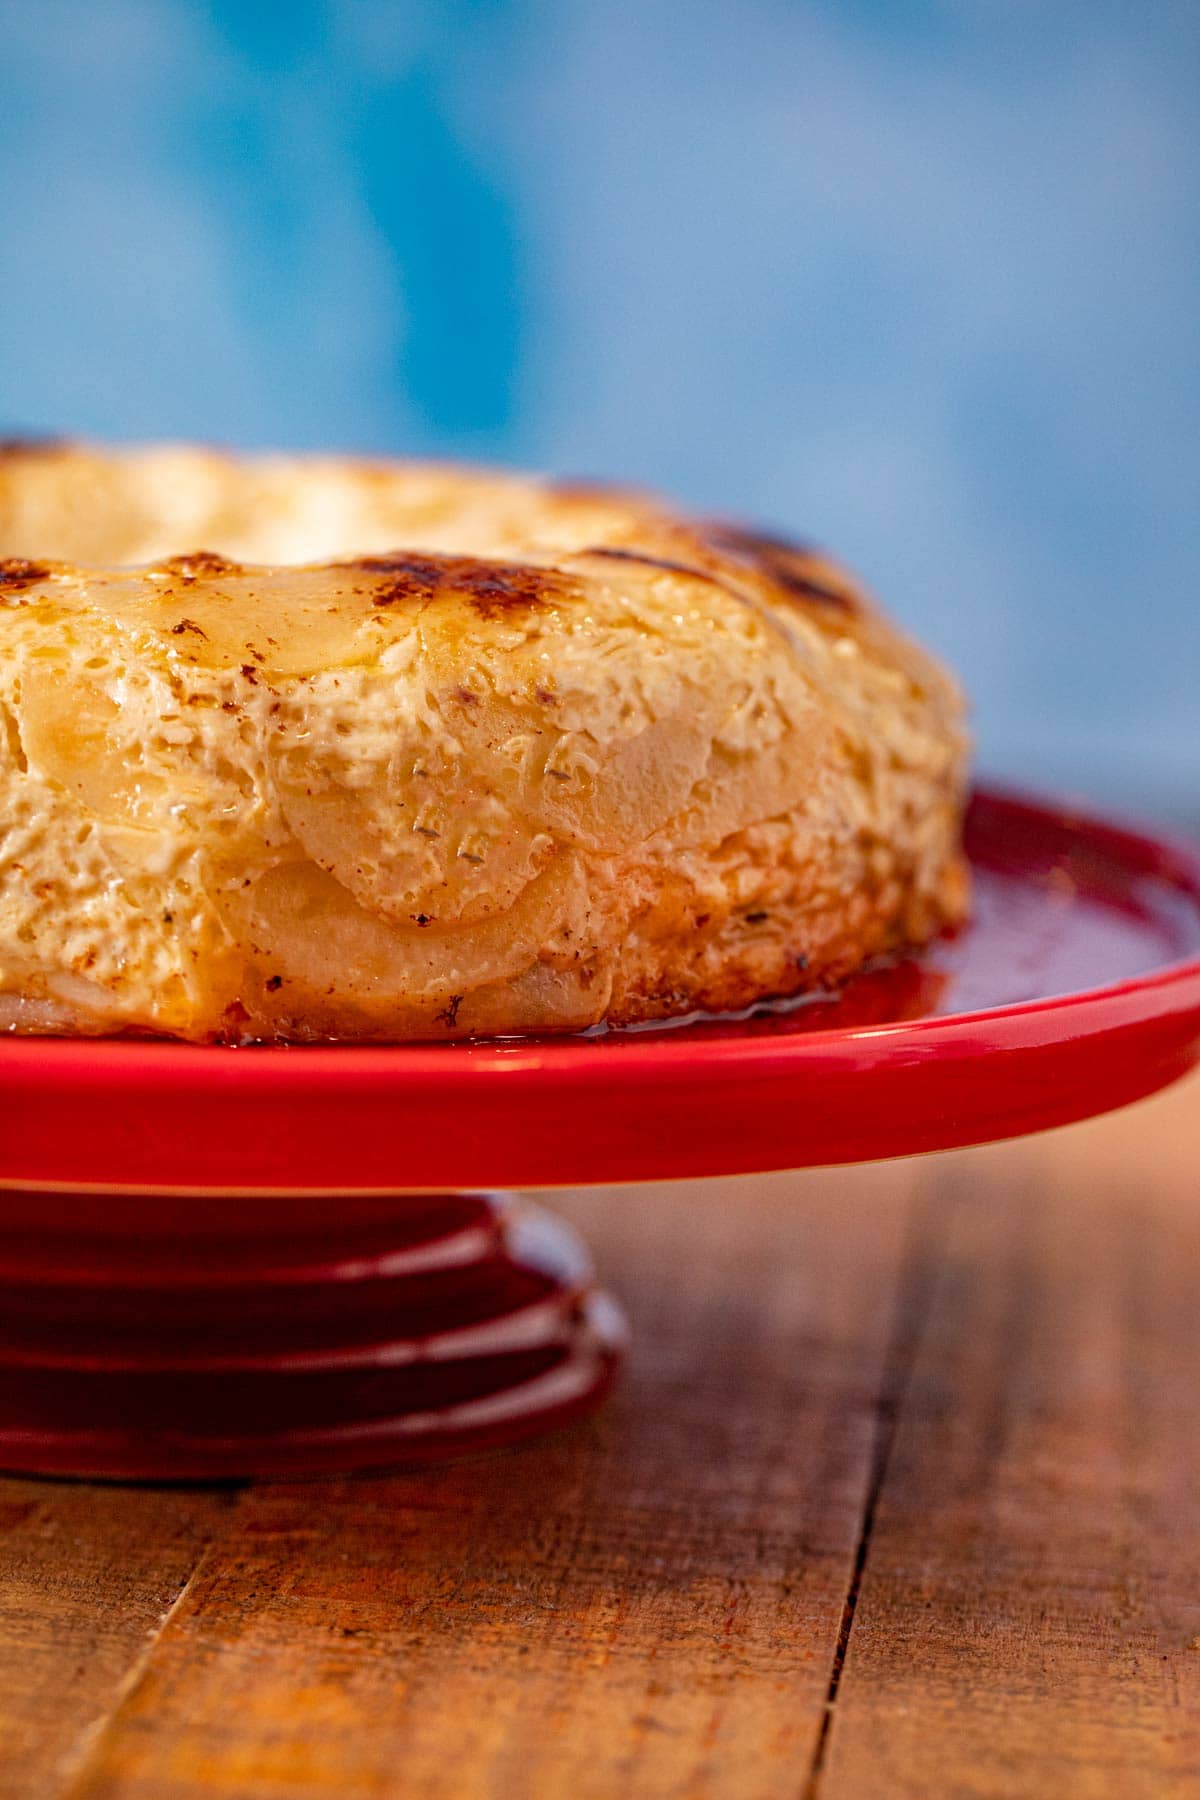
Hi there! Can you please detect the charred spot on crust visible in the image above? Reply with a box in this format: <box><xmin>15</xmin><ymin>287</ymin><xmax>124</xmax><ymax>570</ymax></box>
<box><xmin>435</xmin><ymin>993</ymin><xmax>464</xmax><ymax>1028</ymax></box>
<box><xmin>580</xmin><ymin>544</ymin><xmax>731</xmax><ymax>588</ymax></box>
<box><xmin>170</xmin><ymin>617</ymin><xmax>208</xmax><ymax>639</ymax></box>
<box><xmin>580</xmin><ymin>543</ymin><xmax>770</xmax><ymax>617</ymax></box>
<box><xmin>0</xmin><ymin>434</ymin><xmax>71</xmax><ymax>459</ymax></box>
<box><xmin>459</xmin><ymin>561</ymin><xmax>569</xmax><ymax>620</ymax></box>
<box><xmin>354</xmin><ymin>552</ymin><xmax>447</xmax><ymax>590</ymax></box>
<box><xmin>0</xmin><ymin>558</ymin><xmax>51</xmax><ymax>591</ymax></box>
<box><xmin>161</xmin><ymin>550</ymin><xmax>241</xmax><ymax>584</ymax></box>
<box><xmin>704</xmin><ymin>524</ymin><xmax>857</xmax><ymax>611</ymax></box>
<box><xmin>347</xmin><ymin>550</ymin><xmax>570</xmax><ymax>620</ymax></box>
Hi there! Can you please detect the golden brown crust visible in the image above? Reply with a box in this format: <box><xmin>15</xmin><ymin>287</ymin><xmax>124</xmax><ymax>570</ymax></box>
<box><xmin>0</xmin><ymin>443</ymin><xmax>969</xmax><ymax>1041</ymax></box>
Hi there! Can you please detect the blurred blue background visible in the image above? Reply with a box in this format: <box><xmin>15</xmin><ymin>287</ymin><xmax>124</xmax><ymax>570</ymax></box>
<box><xmin>1</xmin><ymin>0</ymin><xmax>1196</xmax><ymax>817</ymax></box>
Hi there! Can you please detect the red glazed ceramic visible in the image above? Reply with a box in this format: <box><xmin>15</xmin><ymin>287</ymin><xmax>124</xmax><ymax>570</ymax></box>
<box><xmin>1</xmin><ymin>787</ymin><xmax>1197</xmax><ymax>1477</ymax></box>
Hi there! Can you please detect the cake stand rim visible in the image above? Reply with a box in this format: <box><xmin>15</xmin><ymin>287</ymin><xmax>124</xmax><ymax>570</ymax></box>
<box><xmin>2</xmin><ymin>782</ymin><xmax>1199</xmax><ymax>1192</ymax></box>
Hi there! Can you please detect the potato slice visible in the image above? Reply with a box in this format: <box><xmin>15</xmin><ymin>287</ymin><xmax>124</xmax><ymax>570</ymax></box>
<box><xmin>243</xmin><ymin>851</ymin><xmax>586</xmax><ymax>1010</ymax></box>
<box><xmin>78</xmin><ymin>560</ymin><xmax>419</xmax><ymax>676</ymax></box>
<box><xmin>18</xmin><ymin>661</ymin><xmax>179</xmax><ymax>827</ymax></box>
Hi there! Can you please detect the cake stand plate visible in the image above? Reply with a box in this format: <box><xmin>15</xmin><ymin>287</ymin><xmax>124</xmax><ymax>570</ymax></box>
<box><xmin>2</xmin><ymin>787</ymin><xmax>1199</xmax><ymax>1479</ymax></box>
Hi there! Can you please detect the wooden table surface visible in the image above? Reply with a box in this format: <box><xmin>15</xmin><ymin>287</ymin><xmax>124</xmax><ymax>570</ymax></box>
<box><xmin>2</xmin><ymin>1072</ymin><xmax>1199</xmax><ymax>1800</ymax></box>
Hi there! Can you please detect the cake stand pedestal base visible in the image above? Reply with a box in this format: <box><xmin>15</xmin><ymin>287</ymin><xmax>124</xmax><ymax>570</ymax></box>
<box><xmin>0</xmin><ymin>1189</ymin><xmax>626</xmax><ymax>1481</ymax></box>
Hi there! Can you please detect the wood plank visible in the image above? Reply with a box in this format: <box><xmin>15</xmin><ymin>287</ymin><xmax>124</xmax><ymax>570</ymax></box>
<box><xmin>821</xmin><ymin>1073</ymin><xmax>1200</xmax><ymax>1800</ymax></box>
<box><xmin>63</xmin><ymin>1159</ymin><xmax>924</xmax><ymax>1800</ymax></box>
<box><xmin>0</xmin><ymin>1481</ymin><xmax>233</xmax><ymax>1800</ymax></box>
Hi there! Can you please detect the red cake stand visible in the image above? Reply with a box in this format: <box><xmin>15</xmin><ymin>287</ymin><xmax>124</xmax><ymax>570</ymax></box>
<box><xmin>2</xmin><ymin>787</ymin><xmax>1199</xmax><ymax>1480</ymax></box>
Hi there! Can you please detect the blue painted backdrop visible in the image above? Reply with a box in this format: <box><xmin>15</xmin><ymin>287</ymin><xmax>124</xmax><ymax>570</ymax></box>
<box><xmin>2</xmin><ymin>0</ymin><xmax>1196</xmax><ymax>813</ymax></box>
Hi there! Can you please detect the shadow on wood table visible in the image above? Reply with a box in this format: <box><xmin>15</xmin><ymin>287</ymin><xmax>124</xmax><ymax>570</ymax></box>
<box><xmin>2</xmin><ymin>1073</ymin><xmax>1199</xmax><ymax>1799</ymax></box>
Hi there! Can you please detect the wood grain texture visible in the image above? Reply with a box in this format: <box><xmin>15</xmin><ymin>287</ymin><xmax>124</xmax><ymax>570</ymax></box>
<box><xmin>0</xmin><ymin>1075</ymin><xmax>1196</xmax><ymax>1799</ymax></box>
<box><xmin>821</xmin><ymin>1076</ymin><xmax>1200</xmax><ymax>1800</ymax></box>
<box><xmin>39</xmin><ymin>1159</ymin><xmax>921</xmax><ymax>1800</ymax></box>
<box><xmin>0</xmin><ymin>1484</ymin><xmax>232</xmax><ymax>1800</ymax></box>
<box><xmin>56</xmin><ymin>1159</ymin><xmax>924</xmax><ymax>1800</ymax></box>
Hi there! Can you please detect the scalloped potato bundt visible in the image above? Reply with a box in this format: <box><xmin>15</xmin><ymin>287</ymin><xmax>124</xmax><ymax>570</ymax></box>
<box><xmin>0</xmin><ymin>443</ymin><xmax>969</xmax><ymax>1040</ymax></box>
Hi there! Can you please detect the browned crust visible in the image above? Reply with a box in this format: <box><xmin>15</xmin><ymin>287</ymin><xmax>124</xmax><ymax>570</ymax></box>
<box><xmin>342</xmin><ymin>551</ymin><xmax>577</xmax><ymax>619</ymax></box>
<box><xmin>0</xmin><ymin>558</ymin><xmax>52</xmax><ymax>592</ymax></box>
